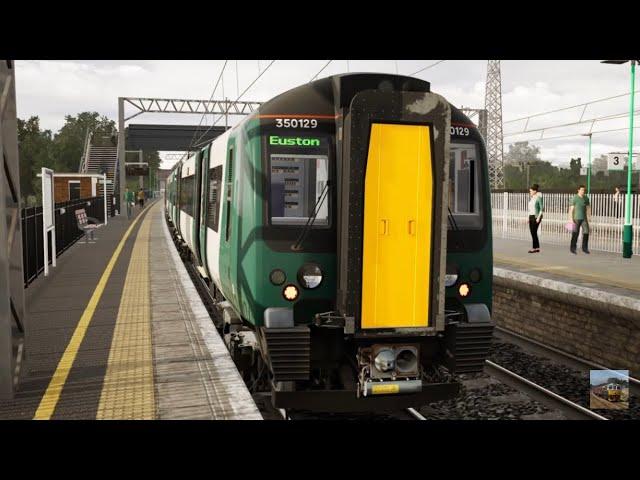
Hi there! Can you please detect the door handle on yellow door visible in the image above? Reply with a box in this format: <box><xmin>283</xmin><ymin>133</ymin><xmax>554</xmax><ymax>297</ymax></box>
<box><xmin>408</xmin><ymin>220</ymin><xmax>416</xmax><ymax>236</ymax></box>
<box><xmin>379</xmin><ymin>219</ymin><xmax>388</xmax><ymax>235</ymax></box>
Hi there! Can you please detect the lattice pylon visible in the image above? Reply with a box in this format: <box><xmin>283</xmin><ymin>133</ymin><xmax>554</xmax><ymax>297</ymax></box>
<box><xmin>484</xmin><ymin>60</ymin><xmax>505</xmax><ymax>190</ymax></box>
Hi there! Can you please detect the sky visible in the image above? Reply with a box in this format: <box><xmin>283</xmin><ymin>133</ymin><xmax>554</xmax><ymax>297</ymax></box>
<box><xmin>14</xmin><ymin>60</ymin><xmax>640</xmax><ymax>169</ymax></box>
<box><xmin>590</xmin><ymin>369</ymin><xmax>629</xmax><ymax>386</ymax></box>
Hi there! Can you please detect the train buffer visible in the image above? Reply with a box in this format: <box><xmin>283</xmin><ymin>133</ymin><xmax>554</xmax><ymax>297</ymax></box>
<box><xmin>0</xmin><ymin>201</ymin><xmax>261</xmax><ymax>420</ymax></box>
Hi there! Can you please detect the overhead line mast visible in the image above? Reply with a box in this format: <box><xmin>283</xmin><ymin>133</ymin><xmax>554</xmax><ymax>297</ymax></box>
<box><xmin>485</xmin><ymin>60</ymin><xmax>505</xmax><ymax>190</ymax></box>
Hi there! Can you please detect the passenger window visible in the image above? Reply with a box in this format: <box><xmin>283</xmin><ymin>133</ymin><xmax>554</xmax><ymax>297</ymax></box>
<box><xmin>207</xmin><ymin>166</ymin><xmax>222</xmax><ymax>232</ymax></box>
<box><xmin>180</xmin><ymin>175</ymin><xmax>195</xmax><ymax>216</ymax></box>
<box><xmin>225</xmin><ymin>148</ymin><xmax>234</xmax><ymax>242</ymax></box>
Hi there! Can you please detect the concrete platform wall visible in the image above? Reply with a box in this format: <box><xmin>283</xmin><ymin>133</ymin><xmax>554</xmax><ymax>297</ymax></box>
<box><xmin>493</xmin><ymin>268</ymin><xmax>640</xmax><ymax>378</ymax></box>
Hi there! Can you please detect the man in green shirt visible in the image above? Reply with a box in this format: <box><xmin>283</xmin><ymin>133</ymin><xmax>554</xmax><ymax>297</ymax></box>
<box><xmin>569</xmin><ymin>184</ymin><xmax>591</xmax><ymax>254</ymax></box>
<box><xmin>125</xmin><ymin>187</ymin><xmax>135</xmax><ymax>219</ymax></box>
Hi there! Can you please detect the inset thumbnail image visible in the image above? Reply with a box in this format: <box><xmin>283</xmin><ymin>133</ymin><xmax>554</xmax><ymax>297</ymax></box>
<box><xmin>590</xmin><ymin>370</ymin><xmax>629</xmax><ymax>410</ymax></box>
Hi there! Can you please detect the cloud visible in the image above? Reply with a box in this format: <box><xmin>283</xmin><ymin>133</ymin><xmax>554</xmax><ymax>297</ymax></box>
<box><xmin>14</xmin><ymin>60</ymin><xmax>638</xmax><ymax>169</ymax></box>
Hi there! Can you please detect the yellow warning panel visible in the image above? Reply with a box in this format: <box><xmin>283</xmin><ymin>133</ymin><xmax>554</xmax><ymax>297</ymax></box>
<box><xmin>371</xmin><ymin>383</ymin><xmax>400</xmax><ymax>395</ymax></box>
<box><xmin>361</xmin><ymin>123</ymin><xmax>433</xmax><ymax>329</ymax></box>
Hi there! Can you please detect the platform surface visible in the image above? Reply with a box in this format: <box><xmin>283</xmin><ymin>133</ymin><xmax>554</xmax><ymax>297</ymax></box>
<box><xmin>0</xmin><ymin>201</ymin><xmax>261</xmax><ymax>420</ymax></box>
<box><xmin>493</xmin><ymin>237</ymin><xmax>640</xmax><ymax>299</ymax></box>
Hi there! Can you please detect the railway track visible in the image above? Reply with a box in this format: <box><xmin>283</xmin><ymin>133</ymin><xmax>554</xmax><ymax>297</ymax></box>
<box><xmin>484</xmin><ymin>360</ymin><xmax>607</xmax><ymax>420</ymax></box>
<box><xmin>251</xmin><ymin>391</ymin><xmax>429</xmax><ymax>420</ymax></box>
<box><xmin>490</xmin><ymin>326</ymin><xmax>639</xmax><ymax>420</ymax></box>
<box><xmin>494</xmin><ymin>326</ymin><xmax>640</xmax><ymax>398</ymax></box>
<box><xmin>277</xmin><ymin>407</ymin><xmax>427</xmax><ymax>421</ymax></box>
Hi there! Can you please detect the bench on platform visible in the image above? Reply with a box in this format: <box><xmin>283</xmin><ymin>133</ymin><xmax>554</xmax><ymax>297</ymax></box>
<box><xmin>75</xmin><ymin>208</ymin><xmax>103</xmax><ymax>243</ymax></box>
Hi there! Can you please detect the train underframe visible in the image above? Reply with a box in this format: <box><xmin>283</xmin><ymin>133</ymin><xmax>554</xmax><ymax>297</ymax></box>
<box><xmin>167</xmin><ymin>215</ymin><xmax>493</xmax><ymax>413</ymax></box>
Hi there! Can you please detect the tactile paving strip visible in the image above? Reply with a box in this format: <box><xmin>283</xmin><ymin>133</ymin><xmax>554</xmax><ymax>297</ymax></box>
<box><xmin>96</xmin><ymin>213</ymin><xmax>155</xmax><ymax>419</ymax></box>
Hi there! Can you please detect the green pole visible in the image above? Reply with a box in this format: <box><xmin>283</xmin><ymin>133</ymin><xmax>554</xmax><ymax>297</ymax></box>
<box><xmin>587</xmin><ymin>133</ymin><xmax>592</xmax><ymax>195</ymax></box>
<box><xmin>623</xmin><ymin>60</ymin><xmax>635</xmax><ymax>258</ymax></box>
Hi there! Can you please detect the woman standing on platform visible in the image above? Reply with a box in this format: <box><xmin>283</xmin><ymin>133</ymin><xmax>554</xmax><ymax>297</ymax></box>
<box><xmin>527</xmin><ymin>183</ymin><xmax>544</xmax><ymax>253</ymax></box>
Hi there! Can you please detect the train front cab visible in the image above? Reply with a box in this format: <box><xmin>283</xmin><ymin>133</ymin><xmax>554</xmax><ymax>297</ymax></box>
<box><xmin>441</xmin><ymin>108</ymin><xmax>494</xmax><ymax>376</ymax></box>
<box><xmin>270</xmin><ymin>86</ymin><xmax>481</xmax><ymax>411</ymax></box>
<box><xmin>607</xmin><ymin>384</ymin><xmax>621</xmax><ymax>402</ymax></box>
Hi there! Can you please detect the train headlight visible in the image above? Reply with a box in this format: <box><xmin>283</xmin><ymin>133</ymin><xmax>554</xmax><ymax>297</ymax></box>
<box><xmin>297</xmin><ymin>263</ymin><xmax>323</xmax><ymax>289</ymax></box>
<box><xmin>445</xmin><ymin>274</ymin><xmax>458</xmax><ymax>287</ymax></box>
<box><xmin>459</xmin><ymin>283</ymin><xmax>471</xmax><ymax>297</ymax></box>
<box><xmin>269</xmin><ymin>269</ymin><xmax>286</xmax><ymax>286</ymax></box>
<box><xmin>283</xmin><ymin>284</ymin><xmax>299</xmax><ymax>301</ymax></box>
<box><xmin>374</xmin><ymin>349</ymin><xmax>395</xmax><ymax>373</ymax></box>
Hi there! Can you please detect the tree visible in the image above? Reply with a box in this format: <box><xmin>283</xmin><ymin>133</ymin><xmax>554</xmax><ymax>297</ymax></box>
<box><xmin>504</xmin><ymin>141</ymin><xmax>542</xmax><ymax>166</ymax></box>
<box><xmin>569</xmin><ymin>157</ymin><xmax>582</xmax><ymax>176</ymax></box>
<box><xmin>51</xmin><ymin>112</ymin><xmax>116</xmax><ymax>173</ymax></box>
<box><xmin>17</xmin><ymin>116</ymin><xmax>54</xmax><ymax>205</ymax></box>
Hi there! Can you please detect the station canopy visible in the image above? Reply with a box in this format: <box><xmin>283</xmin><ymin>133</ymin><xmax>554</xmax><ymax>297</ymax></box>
<box><xmin>126</xmin><ymin>124</ymin><xmax>228</xmax><ymax>151</ymax></box>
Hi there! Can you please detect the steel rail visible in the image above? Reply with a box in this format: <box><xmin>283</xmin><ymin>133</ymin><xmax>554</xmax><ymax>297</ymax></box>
<box><xmin>494</xmin><ymin>326</ymin><xmax>640</xmax><ymax>398</ymax></box>
<box><xmin>406</xmin><ymin>407</ymin><xmax>427</xmax><ymax>420</ymax></box>
<box><xmin>485</xmin><ymin>360</ymin><xmax>607</xmax><ymax>420</ymax></box>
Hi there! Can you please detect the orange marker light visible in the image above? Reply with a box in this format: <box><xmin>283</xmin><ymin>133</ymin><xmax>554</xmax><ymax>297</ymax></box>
<box><xmin>283</xmin><ymin>285</ymin><xmax>299</xmax><ymax>301</ymax></box>
<box><xmin>459</xmin><ymin>283</ymin><xmax>471</xmax><ymax>297</ymax></box>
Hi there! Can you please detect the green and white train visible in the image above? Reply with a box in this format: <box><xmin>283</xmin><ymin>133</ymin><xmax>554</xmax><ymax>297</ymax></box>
<box><xmin>165</xmin><ymin>73</ymin><xmax>494</xmax><ymax>412</ymax></box>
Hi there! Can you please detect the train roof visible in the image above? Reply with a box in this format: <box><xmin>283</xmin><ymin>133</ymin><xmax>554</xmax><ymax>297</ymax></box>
<box><xmin>255</xmin><ymin>72</ymin><xmax>475</xmax><ymax>128</ymax></box>
<box><xmin>166</xmin><ymin>73</ymin><xmax>479</xmax><ymax>173</ymax></box>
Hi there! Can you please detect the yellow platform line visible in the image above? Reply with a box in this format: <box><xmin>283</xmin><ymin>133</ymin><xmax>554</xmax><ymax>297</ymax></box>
<box><xmin>33</xmin><ymin>203</ymin><xmax>155</xmax><ymax>420</ymax></box>
<box><xmin>494</xmin><ymin>254</ymin><xmax>640</xmax><ymax>293</ymax></box>
<box><xmin>96</xmin><ymin>207</ymin><xmax>155</xmax><ymax>420</ymax></box>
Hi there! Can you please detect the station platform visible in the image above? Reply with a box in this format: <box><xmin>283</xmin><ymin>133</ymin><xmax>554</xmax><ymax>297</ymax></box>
<box><xmin>0</xmin><ymin>201</ymin><xmax>261</xmax><ymax>420</ymax></box>
<box><xmin>492</xmin><ymin>237</ymin><xmax>640</xmax><ymax>378</ymax></box>
<box><xmin>493</xmin><ymin>237</ymin><xmax>640</xmax><ymax>299</ymax></box>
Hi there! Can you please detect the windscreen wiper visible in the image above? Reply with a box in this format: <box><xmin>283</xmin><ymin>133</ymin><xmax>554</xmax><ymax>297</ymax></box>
<box><xmin>447</xmin><ymin>206</ymin><xmax>459</xmax><ymax>231</ymax></box>
<box><xmin>447</xmin><ymin>206</ymin><xmax>465</xmax><ymax>250</ymax></box>
<box><xmin>291</xmin><ymin>181</ymin><xmax>330</xmax><ymax>251</ymax></box>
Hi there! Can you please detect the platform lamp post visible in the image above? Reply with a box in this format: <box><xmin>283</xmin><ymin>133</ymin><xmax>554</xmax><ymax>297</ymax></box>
<box><xmin>581</xmin><ymin>133</ymin><xmax>593</xmax><ymax>195</ymax></box>
<box><xmin>602</xmin><ymin>60</ymin><xmax>637</xmax><ymax>258</ymax></box>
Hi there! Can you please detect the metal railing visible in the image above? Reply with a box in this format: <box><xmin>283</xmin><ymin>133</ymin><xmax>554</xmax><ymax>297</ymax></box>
<box><xmin>78</xmin><ymin>129</ymin><xmax>93</xmax><ymax>173</ymax></box>
<box><xmin>21</xmin><ymin>196</ymin><xmax>106</xmax><ymax>287</ymax></box>
<box><xmin>491</xmin><ymin>192</ymin><xmax>640</xmax><ymax>255</ymax></box>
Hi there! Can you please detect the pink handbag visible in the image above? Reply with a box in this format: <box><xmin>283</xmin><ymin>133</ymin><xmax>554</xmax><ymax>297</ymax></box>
<box><xmin>565</xmin><ymin>221</ymin><xmax>576</xmax><ymax>232</ymax></box>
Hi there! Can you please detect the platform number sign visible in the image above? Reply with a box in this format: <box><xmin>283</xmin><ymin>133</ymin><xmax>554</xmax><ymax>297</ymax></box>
<box><xmin>608</xmin><ymin>153</ymin><xmax>639</xmax><ymax>171</ymax></box>
<box><xmin>608</xmin><ymin>154</ymin><xmax>624</xmax><ymax>171</ymax></box>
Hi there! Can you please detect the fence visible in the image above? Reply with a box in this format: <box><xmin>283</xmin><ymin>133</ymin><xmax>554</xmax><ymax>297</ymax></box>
<box><xmin>491</xmin><ymin>192</ymin><xmax>640</xmax><ymax>255</ymax></box>
<box><xmin>21</xmin><ymin>196</ymin><xmax>106</xmax><ymax>287</ymax></box>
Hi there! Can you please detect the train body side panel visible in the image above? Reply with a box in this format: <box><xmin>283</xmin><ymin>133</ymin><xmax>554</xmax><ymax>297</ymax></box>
<box><xmin>236</xmin><ymin>122</ymin><xmax>262</xmax><ymax>325</ymax></box>
<box><xmin>219</xmin><ymin>135</ymin><xmax>239</xmax><ymax>308</ymax></box>
<box><xmin>205</xmin><ymin>129</ymin><xmax>232</xmax><ymax>291</ymax></box>
<box><xmin>180</xmin><ymin>155</ymin><xmax>196</xmax><ymax>251</ymax></box>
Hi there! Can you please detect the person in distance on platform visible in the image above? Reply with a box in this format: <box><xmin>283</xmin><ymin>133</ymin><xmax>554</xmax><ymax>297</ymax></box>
<box><xmin>569</xmin><ymin>184</ymin><xmax>591</xmax><ymax>255</ymax></box>
<box><xmin>613</xmin><ymin>185</ymin><xmax>623</xmax><ymax>218</ymax></box>
<box><xmin>137</xmin><ymin>188</ymin><xmax>145</xmax><ymax>208</ymax></box>
<box><xmin>125</xmin><ymin>187</ymin><xmax>135</xmax><ymax>219</ymax></box>
<box><xmin>527</xmin><ymin>183</ymin><xmax>544</xmax><ymax>253</ymax></box>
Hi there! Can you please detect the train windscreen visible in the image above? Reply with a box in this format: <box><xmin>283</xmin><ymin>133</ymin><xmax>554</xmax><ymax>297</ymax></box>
<box><xmin>269</xmin><ymin>153</ymin><xmax>329</xmax><ymax>226</ymax></box>
<box><xmin>448</xmin><ymin>142</ymin><xmax>483</xmax><ymax>229</ymax></box>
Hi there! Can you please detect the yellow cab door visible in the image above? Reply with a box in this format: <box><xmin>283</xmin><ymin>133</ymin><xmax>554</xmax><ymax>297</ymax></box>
<box><xmin>361</xmin><ymin>123</ymin><xmax>433</xmax><ymax>329</ymax></box>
